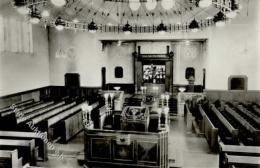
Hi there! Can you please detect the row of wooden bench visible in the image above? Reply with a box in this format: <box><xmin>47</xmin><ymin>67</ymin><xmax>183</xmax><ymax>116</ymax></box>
<box><xmin>0</xmin><ymin>97</ymin><xmax>92</xmax><ymax>167</ymax></box>
<box><xmin>185</xmin><ymin>99</ymin><xmax>260</xmax><ymax>168</ymax></box>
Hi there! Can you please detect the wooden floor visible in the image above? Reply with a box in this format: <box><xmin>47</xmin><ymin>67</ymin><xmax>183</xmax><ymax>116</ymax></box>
<box><xmin>38</xmin><ymin>116</ymin><xmax>219</xmax><ymax>168</ymax></box>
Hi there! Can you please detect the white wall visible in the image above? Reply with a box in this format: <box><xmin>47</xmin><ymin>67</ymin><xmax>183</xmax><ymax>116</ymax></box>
<box><xmin>0</xmin><ymin>3</ymin><xmax>50</xmax><ymax>96</ymax></box>
<box><xmin>49</xmin><ymin>30</ymin><xmax>105</xmax><ymax>87</ymax></box>
<box><xmin>105</xmin><ymin>42</ymin><xmax>134</xmax><ymax>84</ymax></box>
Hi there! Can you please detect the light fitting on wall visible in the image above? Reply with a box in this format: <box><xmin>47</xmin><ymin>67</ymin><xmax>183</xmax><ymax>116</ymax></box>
<box><xmin>157</xmin><ymin>21</ymin><xmax>167</xmax><ymax>34</ymax></box>
<box><xmin>50</xmin><ymin>0</ymin><xmax>66</xmax><ymax>7</ymax></box>
<box><xmin>88</xmin><ymin>19</ymin><xmax>98</xmax><ymax>33</ymax></box>
<box><xmin>189</xmin><ymin>19</ymin><xmax>199</xmax><ymax>32</ymax></box>
<box><xmin>123</xmin><ymin>21</ymin><xmax>132</xmax><ymax>35</ymax></box>
<box><xmin>213</xmin><ymin>11</ymin><xmax>226</xmax><ymax>27</ymax></box>
<box><xmin>55</xmin><ymin>17</ymin><xmax>66</xmax><ymax>31</ymax></box>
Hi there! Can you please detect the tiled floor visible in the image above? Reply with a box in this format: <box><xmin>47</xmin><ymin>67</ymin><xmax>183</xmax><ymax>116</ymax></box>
<box><xmin>38</xmin><ymin>116</ymin><xmax>219</xmax><ymax>168</ymax></box>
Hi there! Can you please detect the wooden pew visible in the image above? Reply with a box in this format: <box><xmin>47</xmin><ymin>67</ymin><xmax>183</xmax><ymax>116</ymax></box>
<box><xmin>0</xmin><ymin>139</ymin><xmax>36</xmax><ymax>166</ymax></box>
<box><xmin>211</xmin><ymin>105</ymin><xmax>239</xmax><ymax>143</ymax></box>
<box><xmin>219</xmin><ymin>141</ymin><xmax>260</xmax><ymax>168</ymax></box>
<box><xmin>0</xmin><ymin>99</ymin><xmax>34</xmax><ymax>113</ymax></box>
<box><xmin>198</xmin><ymin>104</ymin><xmax>207</xmax><ymax>133</ymax></box>
<box><xmin>40</xmin><ymin>101</ymin><xmax>97</xmax><ymax>142</ymax></box>
<box><xmin>16</xmin><ymin>101</ymin><xmax>66</xmax><ymax>124</ymax></box>
<box><xmin>0</xmin><ymin>131</ymin><xmax>48</xmax><ymax>161</ymax></box>
<box><xmin>60</xmin><ymin>101</ymin><xmax>100</xmax><ymax>142</ymax></box>
<box><xmin>204</xmin><ymin>108</ymin><xmax>219</xmax><ymax>151</ymax></box>
<box><xmin>224</xmin><ymin>154</ymin><xmax>260</xmax><ymax>168</ymax></box>
<box><xmin>225</xmin><ymin>105</ymin><xmax>260</xmax><ymax>145</ymax></box>
<box><xmin>237</xmin><ymin>105</ymin><xmax>260</xmax><ymax>129</ymax></box>
<box><xmin>1</xmin><ymin>101</ymin><xmax>52</xmax><ymax>117</ymax></box>
<box><xmin>0</xmin><ymin>149</ymin><xmax>23</xmax><ymax>168</ymax></box>
<box><xmin>0</xmin><ymin>101</ymin><xmax>42</xmax><ymax>117</ymax></box>
<box><xmin>30</xmin><ymin>102</ymin><xmax>77</xmax><ymax>125</ymax></box>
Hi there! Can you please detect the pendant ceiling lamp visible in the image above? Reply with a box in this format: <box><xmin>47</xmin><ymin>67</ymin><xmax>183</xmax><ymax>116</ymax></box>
<box><xmin>161</xmin><ymin>0</ymin><xmax>175</xmax><ymax>10</ymax></box>
<box><xmin>189</xmin><ymin>19</ymin><xmax>199</xmax><ymax>32</ymax></box>
<box><xmin>146</xmin><ymin>0</ymin><xmax>157</xmax><ymax>11</ymax></box>
<box><xmin>129</xmin><ymin>0</ymin><xmax>141</xmax><ymax>11</ymax></box>
<box><xmin>123</xmin><ymin>21</ymin><xmax>132</xmax><ymax>34</ymax></box>
<box><xmin>198</xmin><ymin>0</ymin><xmax>212</xmax><ymax>8</ymax></box>
<box><xmin>13</xmin><ymin>0</ymin><xmax>241</xmax><ymax>33</ymax></box>
<box><xmin>88</xmin><ymin>19</ymin><xmax>98</xmax><ymax>33</ymax></box>
<box><xmin>51</xmin><ymin>0</ymin><xmax>66</xmax><ymax>7</ymax></box>
<box><xmin>157</xmin><ymin>21</ymin><xmax>167</xmax><ymax>34</ymax></box>
<box><xmin>55</xmin><ymin>17</ymin><xmax>66</xmax><ymax>31</ymax></box>
<box><xmin>213</xmin><ymin>11</ymin><xmax>226</xmax><ymax>27</ymax></box>
<box><xmin>226</xmin><ymin>0</ymin><xmax>239</xmax><ymax>18</ymax></box>
<box><xmin>29</xmin><ymin>9</ymin><xmax>41</xmax><ymax>24</ymax></box>
<box><xmin>14</xmin><ymin>0</ymin><xmax>30</xmax><ymax>14</ymax></box>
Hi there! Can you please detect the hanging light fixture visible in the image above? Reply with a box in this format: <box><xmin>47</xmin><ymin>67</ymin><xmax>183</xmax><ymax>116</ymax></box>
<box><xmin>55</xmin><ymin>17</ymin><xmax>66</xmax><ymax>31</ymax></box>
<box><xmin>146</xmin><ymin>0</ymin><xmax>157</xmax><ymax>11</ymax></box>
<box><xmin>213</xmin><ymin>11</ymin><xmax>226</xmax><ymax>27</ymax></box>
<box><xmin>88</xmin><ymin>19</ymin><xmax>98</xmax><ymax>33</ymax></box>
<box><xmin>198</xmin><ymin>0</ymin><xmax>212</xmax><ymax>8</ymax></box>
<box><xmin>13</xmin><ymin>0</ymin><xmax>30</xmax><ymax>14</ymax></box>
<box><xmin>226</xmin><ymin>0</ymin><xmax>239</xmax><ymax>18</ymax></box>
<box><xmin>157</xmin><ymin>21</ymin><xmax>167</xmax><ymax>34</ymax></box>
<box><xmin>129</xmin><ymin>0</ymin><xmax>141</xmax><ymax>11</ymax></box>
<box><xmin>161</xmin><ymin>0</ymin><xmax>175</xmax><ymax>10</ymax></box>
<box><xmin>123</xmin><ymin>21</ymin><xmax>132</xmax><ymax>34</ymax></box>
<box><xmin>189</xmin><ymin>19</ymin><xmax>199</xmax><ymax>32</ymax></box>
<box><xmin>50</xmin><ymin>0</ymin><xmax>66</xmax><ymax>7</ymax></box>
<box><xmin>29</xmin><ymin>9</ymin><xmax>41</xmax><ymax>24</ymax></box>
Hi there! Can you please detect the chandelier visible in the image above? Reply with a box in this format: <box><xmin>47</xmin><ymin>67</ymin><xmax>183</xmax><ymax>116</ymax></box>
<box><xmin>12</xmin><ymin>0</ymin><xmax>242</xmax><ymax>34</ymax></box>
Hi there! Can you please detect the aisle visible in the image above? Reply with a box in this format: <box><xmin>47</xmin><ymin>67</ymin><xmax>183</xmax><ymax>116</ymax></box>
<box><xmin>168</xmin><ymin>116</ymin><xmax>218</xmax><ymax>168</ymax></box>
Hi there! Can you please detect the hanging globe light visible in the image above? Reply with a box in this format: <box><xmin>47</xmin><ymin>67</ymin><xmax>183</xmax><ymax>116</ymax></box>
<box><xmin>198</xmin><ymin>0</ymin><xmax>212</xmax><ymax>8</ymax></box>
<box><xmin>129</xmin><ymin>0</ymin><xmax>141</xmax><ymax>11</ymax></box>
<box><xmin>161</xmin><ymin>0</ymin><xmax>175</xmax><ymax>10</ymax></box>
<box><xmin>50</xmin><ymin>0</ymin><xmax>66</xmax><ymax>7</ymax></box>
<box><xmin>146</xmin><ymin>0</ymin><xmax>157</xmax><ymax>11</ymax></box>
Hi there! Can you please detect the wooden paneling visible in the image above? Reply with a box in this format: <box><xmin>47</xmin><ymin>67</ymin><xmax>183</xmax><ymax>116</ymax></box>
<box><xmin>84</xmin><ymin>129</ymin><xmax>168</xmax><ymax>168</ymax></box>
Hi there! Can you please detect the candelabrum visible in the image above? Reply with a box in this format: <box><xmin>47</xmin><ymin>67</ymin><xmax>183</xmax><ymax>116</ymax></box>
<box><xmin>159</xmin><ymin>94</ymin><xmax>170</xmax><ymax>130</ymax></box>
<box><xmin>104</xmin><ymin>92</ymin><xmax>114</xmax><ymax>115</ymax></box>
<box><xmin>81</xmin><ymin>103</ymin><xmax>93</xmax><ymax>128</ymax></box>
<box><xmin>140</xmin><ymin>86</ymin><xmax>147</xmax><ymax>95</ymax></box>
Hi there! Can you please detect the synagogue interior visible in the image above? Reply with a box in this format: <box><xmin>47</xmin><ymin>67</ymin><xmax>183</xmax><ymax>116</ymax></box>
<box><xmin>0</xmin><ymin>0</ymin><xmax>259</xmax><ymax>168</ymax></box>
